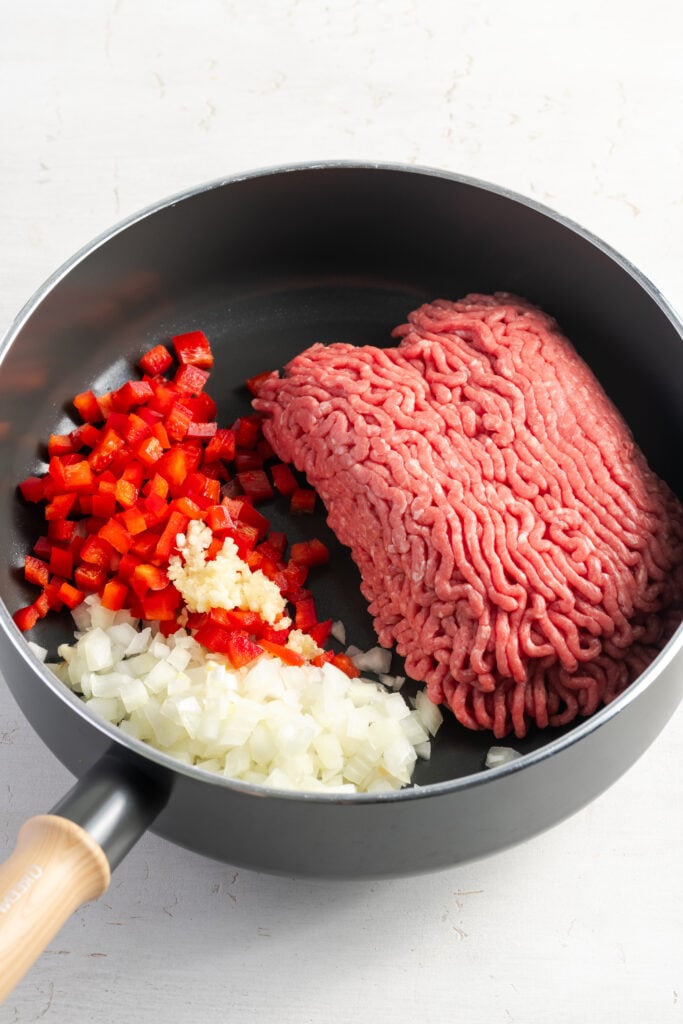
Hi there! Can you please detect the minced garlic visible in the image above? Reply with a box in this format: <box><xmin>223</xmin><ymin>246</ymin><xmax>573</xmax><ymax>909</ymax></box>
<box><xmin>286</xmin><ymin>629</ymin><xmax>324</xmax><ymax>660</ymax></box>
<box><xmin>168</xmin><ymin>520</ymin><xmax>290</xmax><ymax>627</ymax></box>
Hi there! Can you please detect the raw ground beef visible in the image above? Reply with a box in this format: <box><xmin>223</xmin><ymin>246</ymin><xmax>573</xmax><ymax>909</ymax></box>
<box><xmin>253</xmin><ymin>294</ymin><xmax>683</xmax><ymax>738</ymax></box>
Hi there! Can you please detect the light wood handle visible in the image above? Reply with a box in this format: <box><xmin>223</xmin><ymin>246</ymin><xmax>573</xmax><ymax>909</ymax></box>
<box><xmin>0</xmin><ymin>815</ymin><xmax>110</xmax><ymax>1002</ymax></box>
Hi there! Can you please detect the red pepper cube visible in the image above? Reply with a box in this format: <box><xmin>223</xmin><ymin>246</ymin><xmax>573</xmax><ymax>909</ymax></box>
<box><xmin>266</xmin><ymin>531</ymin><xmax>286</xmax><ymax>557</ymax></box>
<box><xmin>70</xmin><ymin>423</ymin><xmax>101</xmax><ymax>451</ymax></box>
<box><xmin>91</xmin><ymin>493</ymin><xmax>117</xmax><ymax>519</ymax></box>
<box><xmin>47</xmin><ymin>519</ymin><xmax>77</xmax><ymax>544</ymax></box>
<box><xmin>294</xmin><ymin>595</ymin><xmax>318</xmax><ymax>633</ymax></box>
<box><xmin>153</xmin><ymin>510</ymin><xmax>189</xmax><ymax>562</ymax></box>
<box><xmin>311</xmin><ymin>651</ymin><xmax>335</xmax><ymax>668</ymax></box>
<box><xmin>172</xmin><ymin>330</ymin><xmax>214</xmax><ymax>369</ymax></box>
<box><xmin>142</xmin><ymin>491</ymin><xmax>169</xmax><ymax>525</ymax></box>
<box><xmin>44</xmin><ymin>577</ymin><xmax>66</xmax><ymax>612</ymax></box>
<box><xmin>185</xmin><ymin>420</ymin><xmax>217</xmax><ymax>441</ymax></box>
<box><xmin>117</xmin><ymin>552</ymin><xmax>143</xmax><ymax>582</ymax></box>
<box><xmin>150</xmin><ymin>421</ymin><xmax>171</xmax><ymax>449</ymax></box>
<box><xmin>141</xmin><ymin>584</ymin><xmax>182</xmax><ymax>621</ymax></box>
<box><xmin>80</xmin><ymin>534</ymin><xmax>114</xmax><ymax>567</ymax></box>
<box><xmin>135</xmin><ymin>435</ymin><xmax>164</xmax><ymax>467</ymax></box>
<box><xmin>114</xmin><ymin>478</ymin><xmax>138</xmax><ymax>509</ymax></box>
<box><xmin>88</xmin><ymin>427</ymin><xmax>126</xmax><ymax>473</ymax></box>
<box><xmin>120</xmin><ymin>506</ymin><xmax>149</xmax><ymax>536</ymax></box>
<box><xmin>74</xmin><ymin>564</ymin><xmax>107</xmax><ymax>592</ymax></box>
<box><xmin>225</xmin><ymin>630</ymin><xmax>263</xmax><ymax>669</ymax></box>
<box><xmin>203</xmin><ymin>428</ymin><xmax>236</xmax><ymax>464</ymax></box>
<box><xmin>237</xmin><ymin>470</ymin><xmax>273</xmax><ymax>504</ymax></box>
<box><xmin>98</xmin><ymin>518</ymin><xmax>134</xmax><ymax>555</ymax></box>
<box><xmin>270</xmin><ymin>462</ymin><xmax>298</xmax><ymax>497</ymax></box>
<box><xmin>233</xmin><ymin>415</ymin><xmax>263</xmax><ymax>450</ymax></box>
<box><xmin>112</xmin><ymin>379</ymin><xmax>154</xmax><ymax>412</ymax></box>
<box><xmin>32</xmin><ymin>536</ymin><xmax>52</xmax><ymax>561</ymax></box>
<box><xmin>245</xmin><ymin>369</ymin><xmax>277</xmax><ymax>397</ymax></box>
<box><xmin>139</xmin><ymin>343</ymin><xmax>173</xmax><ymax>376</ymax></box>
<box><xmin>48</xmin><ymin>433</ymin><xmax>76</xmax><ymax>457</ymax></box>
<box><xmin>73</xmin><ymin>389</ymin><xmax>105</xmax><ymax>424</ymax></box>
<box><xmin>44</xmin><ymin>492</ymin><xmax>78</xmax><ymax>521</ymax></box>
<box><xmin>18</xmin><ymin>476</ymin><xmax>47</xmax><ymax>503</ymax></box>
<box><xmin>24</xmin><ymin>555</ymin><xmax>49</xmax><ymax>588</ymax></box>
<box><xmin>164</xmin><ymin>401</ymin><xmax>193</xmax><ymax>442</ymax></box>
<box><xmin>234</xmin><ymin>450</ymin><xmax>264</xmax><ymax>473</ymax></box>
<box><xmin>120</xmin><ymin>412</ymin><xmax>151</xmax><ymax>448</ymax></box>
<box><xmin>130</xmin><ymin>563</ymin><xmax>170</xmax><ymax>599</ymax></box>
<box><xmin>58</xmin><ymin>580</ymin><xmax>85</xmax><ymax>610</ymax></box>
<box><xmin>289</xmin><ymin>487</ymin><xmax>316</xmax><ymax>515</ymax></box>
<box><xmin>307</xmin><ymin>619</ymin><xmax>332</xmax><ymax>647</ymax></box>
<box><xmin>173</xmin><ymin>363</ymin><xmax>210</xmax><ymax>394</ymax></box>
<box><xmin>180</xmin><ymin>471</ymin><xmax>220</xmax><ymax>505</ymax></box>
<box><xmin>122</xmin><ymin>460</ymin><xmax>145</xmax><ymax>489</ymax></box>
<box><xmin>333</xmin><ymin>653</ymin><xmax>361</xmax><ymax>679</ymax></box>
<box><xmin>49</xmin><ymin>546</ymin><xmax>73</xmax><ymax>579</ymax></box>
<box><xmin>131</xmin><ymin>529</ymin><xmax>161</xmax><ymax>559</ymax></box>
<box><xmin>206</xmin><ymin>503</ymin><xmax>235</xmax><ymax>535</ymax></box>
<box><xmin>13</xmin><ymin>604</ymin><xmax>41</xmax><ymax>632</ymax></box>
<box><xmin>169</xmin><ymin>496</ymin><xmax>204</xmax><ymax>520</ymax></box>
<box><xmin>181</xmin><ymin>391</ymin><xmax>217</xmax><ymax>423</ymax></box>
<box><xmin>193</xmin><ymin>620</ymin><xmax>231</xmax><ymax>655</ymax></box>
<box><xmin>101</xmin><ymin>578</ymin><xmax>128</xmax><ymax>611</ymax></box>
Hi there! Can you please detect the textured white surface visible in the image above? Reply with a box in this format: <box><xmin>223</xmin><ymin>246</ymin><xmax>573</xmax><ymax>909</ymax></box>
<box><xmin>1</xmin><ymin>1</ymin><xmax>682</xmax><ymax>1020</ymax></box>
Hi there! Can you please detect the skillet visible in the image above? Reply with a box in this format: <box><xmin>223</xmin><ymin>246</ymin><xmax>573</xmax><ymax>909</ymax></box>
<box><xmin>0</xmin><ymin>162</ymin><xmax>682</xmax><ymax>997</ymax></box>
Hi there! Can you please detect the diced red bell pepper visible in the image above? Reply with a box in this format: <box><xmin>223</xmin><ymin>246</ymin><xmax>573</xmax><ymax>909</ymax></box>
<box><xmin>74</xmin><ymin>563</ymin><xmax>107</xmax><ymax>591</ymax></box>
<box><xmin>57</xmin><ymin>580</ymin><xmax>85</xmax><ymax>610</ymax></box>
<box><xmin>153</xmin><ymin>510</ymin><xmax>189</xmax><ymax>562</ymax></box>
<box><xmin>164</xmin><ymin>401</ymin><xmax>193</xmax><ymax>442</ymax></box>
<box><xmin>47</xmin><ymin>519</ymin><xmax>77</xmax><ymax>543</ymax></box>
<box><xmin>44</xmin><ymin>492</ymin><xmax>78</xmax><ymax>521</ymax></box>
<box><xmin>135</xmin><ymin>435</ymin><xmax>164</xmax><ymax>467</ymax></box>
<box><xmin>203</xmin><ymin>428</ymin><xmax>236</xmax><ymax>464</ymax></box>
<box><xmin>185</xmin><ymin>420</ymin><xmax>217</xmax><ymax>440</ymax></box>
<box><xmin>18</xmin><ymin>476</ymin><xmax>46</xmax><ymax>503</ymax></box>
<box><xmin>91</xmin><ymin>493</ymin><xmax>117</xmax><ymax>519</ymax></box>
<box><xmin>130</xmin><ymin>562</ymin><xmax>170</xmax><ymax>598</ymax></box>
<box><xmin>139</xmin><ymin>343</ymin><xmax>173</xmax><ymax>376</ymax></box>
<box><xmin>181</xmin><ymin>391</ymin><xmax>217</xmax><ymax>422</ymax></box>
<box><xmin>80</xmin><ymin>535</ymin><xmax>114</xmax><ymax>567</ymax></box>
<box><xmin>48</xmin><ymin>433</ymin><xmax>76</xmax><ymax>457</ymax></box>
<box><xmin>233</xmin><ymin>415</ymin><xmax>263</xmax><ymax>450</ymax></box>
<box><xmin>49</xmin><ymin>546</ymin><xmax>73</xmax><ymax>579</ymax></box>
<box><xmin>13</xmin><ymin>604</ymin><xmax>40</xmax><ymax>631</ymax></box>
<box><xmin>120</xmin><ymin>412</ymin><xmax>151</xmax><ymax>448</ymax></box>
<box><xmin>265</xmin><ymin>531</ymin><xmax>286</xmax><ymax>557</ymax></box>
<box><xmin>98</xmin><ymin>518</ymin><xmax>133</xmax><ymax>555</ymax></box>
<box><xmin>174</xmin><ymin>363</ymin><xmax>210</xmax><ymax>395</ymax></box>
<box><xmin>234</xmin><ymin>450</ymin><xmax>263</xmax><ymax>473</ymax></box>
<box><xmin>306</xmin><ymin>619</ymin><xmax>332</xmax><ymax>647</ymax></box>
<box><xmin>226</xmin><ymin>630</ymin><xmax>263</xmax><ymax>668</ymax></box>
<box><xmin>70</xmin><ymin>423</ymin><xmax>101</xmax><ymax>451</ymax></box>
<box><xmin>119</xmin><ymin>506</ymin><xmax>149</xmax><ymax>536</ymax></box>
<box><xmin>173</xmin><ymin>330</ymin><xmax>214</xmax><ymax>369</ymax></box>
<box><xmin>260</xmin><ymin>639</ymin><xmax>305</xmax><ymax>666</ymax></box>
<box><xmin>206</xmin><ymin>503</ymin><xmax>236</xmax><ymax>535</ymax></box>
<box><xmin>311</xmin><ymin>650</ymin><xmax>335</xmax><ymax>668</ymax></box>
<box><xmin>289</xmin><ymin>487</ymin><xmax>316</xmax><ymax>515</ymax></box>
<box><xmin>32</xmin><ymin>536</ymin><xmax>52</xmax><ymax>561</ymax></box>
<box><xmin>24</xmin><ymin>555</ymin><xmax>49</xmax><ymax>588</ymax></box>
<box><xmin>100</xmin><ymin>578</ymin><xmax>128</xmax><ymax>611</ymax></box>
<box><xmin>332</xmin><ymin>652</ymin><xmax>361</xmax><ymax>679</ymax></box>
<box><xmin>88</xmin><ymin>428</ymin><xmax>126</xmax><ymax>473</ymax></box>
<box><xmin>114</xmin><ymin>478</ymin><xmax>138</xmax><ymax>509</ymax></box>
<box><xmin>290</xmin><ymin>538</ymin><xmax>330</xmax><ymax>567</ymax></box>
<box><xmin>270</xmin><ymin>462</ymin><xmax>298</xmax><ymax>496</ymax></box>
<box><xmin>245</xmin><ymin>369</ymin><xmax>277</xmax><ymax>396</ymax></box>
<box><xmin>141</xmin><ymin>584</ymin><xmax>182</xmax><ymax>621</ymax></box>
<box><xmin>294</xmin><ymin>595</ymin><xmax>318</xmax><ymax>632</ymax></box>
<box><xmin>112</xmin><ymin>379</ymin><xmax>154</xmax><ymax>412</ymax></box>
<box><xmin>73</xmin><ymin>389</ymin><xmax>105</xmax><ymax>424</ymax></box>
<box><xmin>237</xmin><ymin>470</ymin><xmax>273</xmax><ymax>504</ymax></box>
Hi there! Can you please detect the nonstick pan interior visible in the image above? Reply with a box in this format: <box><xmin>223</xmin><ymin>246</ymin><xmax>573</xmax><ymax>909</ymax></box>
<box><xmin>1</xmin><ymin>164</ymin><xmax>682</xmax><ymax>866</ymax></box>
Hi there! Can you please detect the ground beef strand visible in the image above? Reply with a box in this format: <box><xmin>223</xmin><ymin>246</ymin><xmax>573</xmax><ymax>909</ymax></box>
<box><xmin>254</xmin><ymin>294</ymin><xmax>683</xmax><ymax>738</ymax></box>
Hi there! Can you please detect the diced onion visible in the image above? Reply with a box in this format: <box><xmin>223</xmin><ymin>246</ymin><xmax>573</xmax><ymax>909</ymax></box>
<box><xmin>55</xmin><ymin>598</ymin><xmax>440</xmax><ymax>794</ymax></box>
<box><xmin>485</xmin><ymin>745</ymin><xmax>523</xmax><ymax>768</ymax></box>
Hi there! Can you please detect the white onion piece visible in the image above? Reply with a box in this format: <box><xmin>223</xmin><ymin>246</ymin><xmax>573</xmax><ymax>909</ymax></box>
<box><xmin>55</xmin><ymin>598</ymin><xmax>433</xmax><ymax>793</ymax></box>
<box><xmin>485</xmin><ymin>745</ymin><xmax>523</xmax><ymax>768</ymax></box>
<box><xmin>348</xmin><ymin>646</ymin><xmax>392</xmax><ymax>675</ymax></box>
<box><xmin>330</xmin><ymin>620</ymin><xmax>346</xmax><ymax>645</ymax></box>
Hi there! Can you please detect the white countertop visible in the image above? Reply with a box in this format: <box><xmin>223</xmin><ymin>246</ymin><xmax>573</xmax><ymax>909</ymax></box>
<box><xmin>1</xmin><ymin>1</ymin><xmax>682</xmax><ymax>1020</ymax></box>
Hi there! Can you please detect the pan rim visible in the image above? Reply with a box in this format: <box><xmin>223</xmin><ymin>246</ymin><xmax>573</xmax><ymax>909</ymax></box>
<box><xmin>1</xmin><ymin>159</ymin><xmax>682</xmax><ymax>805</ymax></box>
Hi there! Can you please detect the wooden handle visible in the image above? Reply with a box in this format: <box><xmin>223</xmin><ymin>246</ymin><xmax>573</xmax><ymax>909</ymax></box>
<box><xmin>0</xmin><ymin>815</ymin><xmax>110</xmax><ymax>1002</ymax></box>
